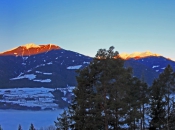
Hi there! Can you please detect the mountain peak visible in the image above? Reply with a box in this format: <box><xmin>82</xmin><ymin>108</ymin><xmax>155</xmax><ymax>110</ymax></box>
<box><xmin>119</xmin><ymin>51</ymin><xmax>161</xmax><ymax>59</ymax></box>
<box><xmin>0</xmin><ymin>43</ymin><xmax>61</xmax><ymax>56</ymax></box>
<box><xmin>21</xmin><ymin>43</ymin><xmax>40</xmax><ymax>49</ymax></box>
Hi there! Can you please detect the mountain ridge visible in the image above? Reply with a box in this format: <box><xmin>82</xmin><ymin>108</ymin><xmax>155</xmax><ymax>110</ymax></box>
<box><xmin>0</xmin><ymin>43</ymin><xmax>174</xmax><ymax>88</ymax></box>
<box><xmin>1</xmin><ymin>44</ymin><xmax>173</xmax><ymax>61</ymax></box>
<box><xmin>0</xmin><ymin>43</ymin><xmax>61</xmax><ymax>56</ymax></box>
<box><xmin>120</xmin><ymin>51</ymin><xmax>160</xmax><ymax>59</ymax></box>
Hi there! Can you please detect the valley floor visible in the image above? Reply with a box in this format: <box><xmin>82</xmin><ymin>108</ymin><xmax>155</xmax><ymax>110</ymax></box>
<box><xmin>0</xmin><ymin>109</ymin><xmax>63</xmax><ymax>130</ymax></box>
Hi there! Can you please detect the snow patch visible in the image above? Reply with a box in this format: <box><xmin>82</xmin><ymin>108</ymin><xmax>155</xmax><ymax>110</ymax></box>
<box><xmin>43</xmin><ymin>73</ymin><xmax>52</xmax><ymax>75</ymax></box>
<box><xmin>36</xmin><ymin>71</ymin><xmax>42</xmax><ymax>74</ymax></box>
<box><xmin>22</xmin><ymin>57</ymin><xmax>28</xmax><ymax>60</ymax></box>
<box><xmin>152</xmin><ymin>65</ymin><xmax>159</xmax><ymax>68</ymax></box>
<box><xmin>35</xmin><ymin>64</ymin><xmax>46</xmax><ymax>68</ymax></box>
<box><xmin>33</xmin><ymin>79</ymin><xmax>51</xmax><ymax>82</ymax></box>
<box><xmin>47</xmin><ymin>62</ymin><xmax>52</xmax><ymax>65</ymax></box>
<box><xmin>67</xmin><ymin>65</ymin><xmax>82</xmax><ymax>69</ymax></box>
<box><xmin>27</xmin><ymin>69</ymin><xmax>32</xmax><ymax>72</ymax></box>
<box><xmin>22</xmin><ymin>63</ymin><xmax>26</xmax><ymax>65</ymax></box>
<box><xmin>83</xmin><ymin>61</ymin><xmax>90</xmax><ymax>64</ymax></box>
<box><xmin>62</xmin><ymin>97</ymin><xmax>67</xmax><ymax>101</ymax></box>
<box><xmin>10</xmin><ymin>74</ymin><xmax>36</xmax><ymax>80</ymax></box>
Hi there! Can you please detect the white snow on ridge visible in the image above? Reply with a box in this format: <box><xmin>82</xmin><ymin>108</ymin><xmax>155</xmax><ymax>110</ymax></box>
<box><xmin>43</xmin><ymin>73</ymin><xmax>52</xmax><ymax>75</ymax></box>
<box><xmin>67</xmin><ymin>65</ymin><xmax>82</xmax><ymax>69</ymax></box>
<box><xmin>83</xmin><ymin>61</ymin><xmax>90</xmax><ymax>64</ymax></box>
<box><xmin>10</xmin><ymin>74</ymin><xmax>36</xmax><ymax>80</ymax></box>
<box><xmin>152</xmin><ymin>65</ymin><xmax>159</xmax><ymax>68</ymax></box>
<box><xmin>33</xmin><ymin>79</ymin><xmax>51</xmax><ymax>82</ymax></box>
<box><xmin>35</xmin><ymin>71</ymin><xmax>52</xmax><ymax>75</ymax></box>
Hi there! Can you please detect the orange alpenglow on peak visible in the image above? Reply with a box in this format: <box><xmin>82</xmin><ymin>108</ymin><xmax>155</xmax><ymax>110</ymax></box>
<box><xmin>119</xmin><ymin>51</ymin><xmax>161</xmax><ymax>59</ymax></box>
<box><xmin>21</xmin><ymin>43</ymin><xmax>40</xmax><ymax>49</ymax></box>
<box><xmin>0</xmin><ymin>43</ymin><xmax>61</xmax><ymax>56</ymax></box>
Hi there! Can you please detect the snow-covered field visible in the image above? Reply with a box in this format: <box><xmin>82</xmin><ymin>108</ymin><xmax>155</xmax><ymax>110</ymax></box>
<box><xmin>0</xmin><ymin>109</ymin><xmax>63</xmax><ymax>130</ymax></box>
<box><xmin>0</xmin><ymin>87</ymin><xmax>75</xmax><ymax>110</ymax></box>
<box><xmin>0</xmin><ymin>87</ymin><xmax>58</xmax><ymax>110</ymax></box>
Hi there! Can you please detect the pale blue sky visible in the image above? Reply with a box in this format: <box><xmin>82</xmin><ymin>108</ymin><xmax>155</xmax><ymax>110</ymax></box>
<box><xmin>0</xmin><ymin>0</ymin><xmax>175</xmax><ymax>59</ymax></box>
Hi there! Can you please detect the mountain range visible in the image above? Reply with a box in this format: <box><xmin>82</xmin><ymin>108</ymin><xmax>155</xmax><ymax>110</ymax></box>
<box><xmin>0</xmin><ymin>43</ymin><xmax>175</xmax><ymax>109</ymax></box>
<box><xmin>0</xmin><ymin>43</ymin><xmax>175</xmax><ymax>88</ymax></box>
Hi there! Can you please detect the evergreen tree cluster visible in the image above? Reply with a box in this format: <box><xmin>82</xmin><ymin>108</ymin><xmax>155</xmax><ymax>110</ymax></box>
<box><xmin>55</xmin><ymin>46</ymin><xmax>175</xmax><ymax>130</ymax></box>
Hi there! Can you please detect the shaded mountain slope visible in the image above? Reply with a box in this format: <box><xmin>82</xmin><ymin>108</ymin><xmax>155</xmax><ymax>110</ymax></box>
<box><xmin>0</xmin><ymin>44</ymin><xmax>175</xmax><ymax>88</ymax></box>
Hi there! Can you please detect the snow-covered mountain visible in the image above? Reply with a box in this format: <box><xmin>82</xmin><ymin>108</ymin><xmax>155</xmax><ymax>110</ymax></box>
<box><xmin>119</xmin><ymin>51</ymin><xmax>161</xmax><ymax>59</ymax></box>
<box><xmin>0</xmin><ymin>44</ymin><xmax>92</xmax><ymax>88</ymax></box>
<box><xmin>0</xmin><ymin>44</ymin><xmax>175</xmax><ymax>88</ymax></box>
<box><xmin>0</xmin><ymin>43</ymin><xmax>175</xmax><ymax>109</ymax></box>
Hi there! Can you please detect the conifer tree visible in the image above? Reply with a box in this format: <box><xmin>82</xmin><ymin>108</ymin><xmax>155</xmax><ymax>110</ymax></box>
<box><xmin>57</xmin><ymin>46</ymin><xmax>148</xmax><ymax>129</ymax></box>
<box><xmin>70</xmin><ymin>61</ymin><xmax>103</xmax><ymax>129</ymax></box>
<box><xmin>149</xmin><ymin>65</ymin><xmax>175</xmax><ymax>130</ymax></box>
<box><xmin>55</xmin><ymin>110</ymin><xmax>71</xmax><ymax>130</ymax></box>
<box><xmin>138</xmin><ymin>79</ymin><xmax>149</xmax><ymax>130</ymax></box>
<box><xmin>0</xmin><ymin>125</ymin><xmax>3</xmax><ymax>130</ymax></box>
<box><xmin>29</xmin><ymin>123</ymin><xmax>35</xmax><ymax>130</ymax></box>
<box><xmin>68</xmin><ymin>46</ymin><xmax>144</xmax><ymax>129</ymax></box>
<box><xmin>125</xmin><ymin>77</ymin><xmax>142</xmax><ymax>129</ymax></box>
<box><xmin>18</xmin><ymin>124</ymin><xmax>22</xmax><ymax>130</ymax></box>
